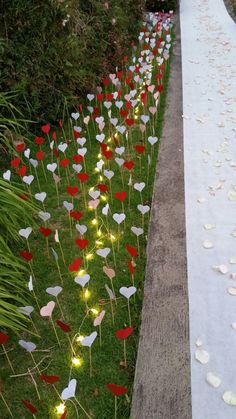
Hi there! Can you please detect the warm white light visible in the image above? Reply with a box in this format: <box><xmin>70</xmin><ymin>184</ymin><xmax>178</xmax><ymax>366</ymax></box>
<box><xmin>84</xmin><ymin>289</ymin><xmax>90</xmax><ymax>299</ymax></box>
<box><xmin>91</xmin><ymin>308</ymin><xmax>99</xmax><ymax>315</ymax></box>
<box><xmin>76</xmin><ymin>335</ymin><xmax>84</xmax><ymax>343</ymax></box>
<box><xmin>72</xmin><ymin>357</ymin><xmax>82</xmax><ymax>367</ymax></box>
<box><xmin>56</xmin><ymin>403</ymin><xmax>65</xmax><ymax>414</ymax></box>
<box><xmin>86</xmin><ymin>253</ymin><xmax>93</xmax><ymax>260</ymax></box>
<box><xmin>92</xmin><ymin>218</ymin><xmax>98</xmax><ymax>225</ymax></box>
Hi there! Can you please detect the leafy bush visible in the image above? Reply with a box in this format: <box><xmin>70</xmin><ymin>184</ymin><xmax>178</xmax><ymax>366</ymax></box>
<box><xmin>0</xmin><ymin>0</ymin><xmax>144</xmax><ymax>121</ymax></box>
<box><xmin>145</xmin><ymin>0</ymin><xmax>178</xmax><ymax>12</ymax></box>
<box><xmin>0</xmin><ymin>180</ymin><xmax>37</xmax><ymax>331</ymax></box>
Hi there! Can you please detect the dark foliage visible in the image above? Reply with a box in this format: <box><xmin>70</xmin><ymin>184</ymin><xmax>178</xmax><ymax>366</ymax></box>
<box><xmin>145</xmin><ymin>0</ymin><xmax>178</xmax><ymax>12</ymax></box>
<box><xmin>0</xmin><ymin>0</ymin><xmax>144</xmax><ymax>121</ymax></box>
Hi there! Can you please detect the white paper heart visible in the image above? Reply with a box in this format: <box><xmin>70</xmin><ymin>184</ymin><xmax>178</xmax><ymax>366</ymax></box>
<box><xmin>40</xmin><ymin>301</ymin><xmax>55</xmax><ymax>317</ymax></box>
<box><xmin>84</xmin><ymin>115</ymin><xmax>90</xmax><ymax>125</ymax></box>
<box><xmin>61</xmin><ymin>379</ymin><xmax>77</xmax><ymax>400</ymax></box>
<box><xmin>110</xmin><ymin>118</ymin><xmax>118</xmax><ymax>126</ymax></box>
<box><xmin>63</xmin><ymin>201</ymin><xmax>74</xmax><ymax>212</ymax></box>
<box><xmin>115</xmin><ymin>101</ymin><xmax>123</xmax><ymax>109</ymax></box>
<box><xmin>117</xmin><ymin>125</ymin><xmax>126</xmax><ymax>135</ymax></box>
<box><xmin>105</xmin><ymin>284</ymin><xmax>115</xmax><ymax>300</ymax></box>
<box><xmin>77</xmin><ymin>137</ymin><xmax>86</xmax><ymax>146</ymax></box>
<box><xmin>18</xmin><ymin>306</ymin><xmax>34</xmax><ymax>316</ymax></box>
<box><xmin>24</xmin><ymin>148</ymin><xmax>30</xmax><ymax>158</ymax></box>
<box><xmin>147</xmin><ymin>136</ymin><xmax>158</xmax><ymax>145</ymax></box>
<box><xmin>3</xmin><ymin>170</ymin><xmax>11</xmax><ymax>181</ymax></box>
<box><xmin>102</xmin><ymin>203</ymin><xmax>109</xmax><ymax>216</ymax></box>
<box><xmin>131</xmin><ymin>227</ymin><xmax>144</xmax><ymax>236</ymax></box>
<box><xmin>19</xmin><ymin>227</ymin><xmax>32</xmax><ymax>239</ymax></box>
<box><xmin>23</xmin><ymin>175</ymin><xmax>34</xmax><ymax>185</ymax></box>
<box><xmin>93</xmin><ymin>310</ymin><xmax>106</xmax><ymax>327</ymax></box>
<box><xmin>96</xmin><ymin>248</ymin><xmax>111</xmax><ymax>258</ymax></box>
<box><xmin>77</xmin><ymin>147</ymin><xmax>87</xmax><ymax>157</ymax></box>
<box><xmin>115</xmin><ymin>157</ymin><xmax>125</xmax><ymax>167</ymax></box>
<box><xmin>87</xmin><ymin>94</ymin><xmax>94</xmax><ymax>102</ymax></box>
<box><xmin>113</xmin><ymin>213</ymin><xmax>126</xmax><ymax>224</ymax></box>
<box><xmin>137</xmin><ymin>204</ymin><xmax>150</xmax><ymax>215</ymax></box>
<box><xmin>96</xmin><ymin>134</ymin><xmax>105</xmax><ymax>143</ymax></box>
<box><xmin>30</xmin><ymin>158</ymin><xmax>38</xmax><ymax>168</ymax></box>
<box><xmin>75</xmin><ymin>224</ymin><xmax>87</xmax><ymax>235</ymax></box>
<box><xmin>46</xmin><ymin>286</ymin><xmax>62</xmax><ymax>297</ymax></box>
<box><xmin>115</xmin><ymin>147</ymin><xmax>125</xmax><ymax>155</ymax></box>
<box><xmin>104</xmin><ymin>170</ymin><xmax>114</xmax><ymax>180</ymax></box>
<box><xmin>38</xmin><ymin>211</ymin><xmax>51</xmax><ymax>222</ymax></box>
<box><xmin>81</xmin><ymin>331</ymin><xmax>97</xmax><ymax>347</ymax></box>
<box><xmin>35</xmin><ymin>192</ymin><xmax>47</xmax><ymax>202</ymax></box>
<box><xmin>72</xmin><ymin>164</ymin><xmax>82</xmax><ymax>173</ymax></box>
<box><xmin>89</xmin><ymin>190</ymin><xmax>100</xmax><ymax>200</ymax></box>
<box><xmin>28</xmin><ymin>275</ymin><xmax>33</xmax><ymax>291</ymax></box>
<box><xmin>119</xmin><ymin>286</ymin><xmax>137</xmax><ymax>299</ymax></box>
<box><xmin>19</xmin><ymin>340</ymin><xmax>36</xmax><ymax>352</ymax></box>
<box><xmin>141</xmin><ymin>115</ymin><xmax>150</xmax><ymax>124</ymax></box>
<box><xmin>71</xmin><ymin>112</ymin><xmax>80</xmax><ymax>120</ymax></box>
<box><xmin>74</xmin><ymin>274</ymin><xmax>90</xmax><ymax>287</ymax></box>
<box><xmin>134</xmin><ymin>182</ymin><xmax>145</xmax><ymax>192</ymax></box>
<box><xmin>47</xmin><ymin>163</ymin><xmax>57</xmax><ymax>173</ymax></box>
<box><xmin>58</xmin><ymin>143</ymin><xmax>68</xmax><ymax>153</ymax></box>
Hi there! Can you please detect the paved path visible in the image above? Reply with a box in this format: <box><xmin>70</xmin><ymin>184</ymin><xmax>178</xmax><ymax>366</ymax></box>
<box><xmin>132</xmin><ymin>1</ymin><xmax>236</xmax><ymax>418</ymax></box>
<box><xmin>181</xmin><ymin>0</ymin><xmax>236</xmax><ymax>418</ymax></box>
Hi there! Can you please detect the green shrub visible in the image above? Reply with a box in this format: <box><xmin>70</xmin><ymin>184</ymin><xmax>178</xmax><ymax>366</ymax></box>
<box><xmin>0</xmin><ymin>0</ymin><xmax>144</xmax><ymax>121</ymax></box>
<box><xmin>145</xmin><ymin>0</ymin><xmax>178</xmax><ymax>12</ymax></box>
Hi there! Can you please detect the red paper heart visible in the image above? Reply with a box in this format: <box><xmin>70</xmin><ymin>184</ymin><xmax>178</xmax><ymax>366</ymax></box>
<box><xmin>128</xmin><ymin>260</ymin><xmax>135</xmax><ymax>275</ymax></box>
<box><xmin>41</xmin><ymin>124</ymin><xmax>50</xmax><ymax>134</ymax></box>
<box><xmin>59</xmin><ymin>120</ymin><xmax>63</xmax><ymax>128</ymax></box>
<box><xmin>67</xmin><ymin>186</ymin><xmax>79</xmax><ymax>196</ymax></box>
<box><xmin>120</xmin><ymin>109</ymin><xmax>128</xmax><ymax>118</ymax></box>
<box><xmin>74</xmin><ymin>130</ymin><xmax>80</xmax><ymax>140</ymax></box>
<box><xmin>16</xmin><ymin>143</ymin><xmax>25</xmax><ymax>152</ymax></box>
<box><xmin>34</xmin><ymin>136</ymin><xmax>45</xmax><ymax>145</ymax></box>
<box><xmin>20</xmin><ymin>250</ymin><xmax>33</xmax><ymax>262</ymax></box>
<box><xmin>115</xmin><ymin>327</ymin><xmax>133</xmax><ymax>340</ymax></box>
<box><xmin>123</xmin><ymin>160</ymin><xmax>134</xmax><ymax>171</ymax></box>
<box><xmin>103</xmin><ymin>150</ymin><xmax>113</xmax><ymax>160</ymax></box>
<box><xmin>141</xmin><ymin>92</ymin><xmax>147</xmax><ymax>105</ymax></box>
<box><xmin>117</xmin><ymin>71</ymin><xmax>123</xmax><ymax>79</ymax></box>
<box><xmin>60</xmin><ymin>158</ymin><xmax>70</xmax><ymax>168</ymax></box>
<box><xmin>73</xmin><ymin>155</ymin><xmax>83</xmax><ymax>164</ymax></box>
<box><xmin>77</xmin><ymin>173</ymin><xmax>89</xmax><ymax>183</ymax></box>
<box><xmin>135</xmin><ymin>145</ymin><xmax>145</xmax><ymax>154</ymax></box>
<box><xmin>125</xmin><ymin>101</ymin><xmax>132</xmax><ymax>110</ymax></box>
<box><xmin>100</xmin><ymin>143</ymin><xmax>108</xmax><ymax>152</ymax></box>
<box><xmin>22</xmin><ymin>400</ymin><xmax>37</xmax><ymax>414</ymax></box>
<box><xmin>0</xmin><ymin>331</ymin><xmax>9</xmax><ymax>345</ymax></box>
<box><xmin>106</xmin><ymin>383</ymin><xmax>128</xmax><ymax>396</ymax></box>
<box><xmin>18</xmin><ymin>166</ymin><xmax>27</xmax><ymax>176</ymax></box>
<box><xmin>39</xmin><ymin>227</ymin><xmax>52</xmax><ymax>237</ymax></box>
<box><xmin>102</xmin><ymin>78</ymin><xmax>110</xmax><ymax>86</ymax></box>
<box><xmin>54</xmin><ymin>149</ymin><xmax>59</xmax><ymax>158</ymax></box>
<box><xmin>40</xmin><ymin>374</ymin><xmax>60</xmax><ymax>384</ymax></box>
<box><xmin>125</xmin><ymin>76</ymin><xmax>131</xmax><ymax>85</ymax></box>
<box><xmin>106</xmin><ymin>93</ymin><xmax>113</xmax><ymax>101</ymax></box>
<box><xmin>52</xmin><ymin>131</ymin><xmax>57</xmax><ymax>141</ymax></box>
<box><xmin>11</xmin><ymin>157</ymin><xmax>21</xmax><ymax>168</ymax></box>
<box><xmin>157</xmin><ymin>85</ymin><xmax>164</xmax><ymax>93</ymax></box>
<box><xmin>36</xmin><ymin>150</ymin><xmax>45</xmax><ymax>160</ymax></box>
<box><xmin>75</xmin><ymin>238</ymin><xmax>89</xmax><ymax>250</ymax></box>
<box><xmin>97</xmin><ymin>93</ymin><xmax>104</xmax><ymax>102</ymax></box>
<box><xmin>60</xmin><ymin>412</ymin><xmax>67</xmax><ymax>419</ymax></box>
<box><xmin>68</xmin><ymin>258</ymin><xmax>81</xmax><ymax>272</ymax></box>
<box><xmin>126</xmin><ymin>244</ymin><xmax>138</xmax><ymax>258</ymax></box>
<box><xmin>125</xmin><ymin>118</ymin><xmax>134</xmax><ymax>127</ymax></box>
<box><xmin>56</xmin><ymin>320</ymin><xmax>71</xmax><ymax>333</ymax></box>
<box><xmin>97</xmin><ymin>184</ymin><xmax>109</xmax><ymax>193</ymax></box>
<box><xmin>115</xmin><ymin>191</ymin><xmax>127</xmax><ymax>202</ymax></box>
<box><xmin>69</xmin><ymin>210</ymin><xmax>83</xmax><ymax>221</ymax></box>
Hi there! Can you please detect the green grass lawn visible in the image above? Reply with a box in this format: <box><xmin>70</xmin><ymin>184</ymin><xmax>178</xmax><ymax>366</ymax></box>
<box><xmin>1</xmin><ymin>16</ymin><xmax>173</xmax><ymax>419</ymax></box>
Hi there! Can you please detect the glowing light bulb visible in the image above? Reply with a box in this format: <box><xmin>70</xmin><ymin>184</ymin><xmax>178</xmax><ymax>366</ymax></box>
<box><xmin>110</xmin><ymin>234</ymin><xmax>116</xmax><ymax>241</ymax></box>
<box><xmin>72</xmin><ymin>357</ymin><xmax>82</xmax><ymax>367</ymax></box>
<box><xmin>91</xmin><ymin>308</ymin><xmax>99</xmax><ymax>315</ymax></box>
<box><xmin>101</xmin><ymin>195</ymin><xmax>107</xmax><ymax>202</ymax></box>
<box><xmin>99</xmin><ymin>175</ymin><xmax>103</xmax><ymax>181</ymax></box>
<box><xmin>78</xmin><ymin>269</ymin><xmax>85</xmax><ymax>276</ymax></box>
<box><xmin>134</xmin><ymin>115</ymin><xmax>138</xmax><ymax>120</ymax></box>
<box><xmin>97</xmin><ymin>230</ymin><xmax>102</xmax><ymax>237</ymax></box>
<box><xmin>95</xmin><ymin>167</ymin><xmax>99</xmax><ymax>173</ymax></box>
<box><xmin>76</xmin><ymin>335</ymin><xmax>84</xmax><ymax>343</ymax></box>
<box><xmin>98</xmin><ymin>153</ymin><xmax>102</xmax><ymax>158</ymax></box>
<box><xmin>95</xmin><ymin>240</ymin><xmax>103</xmax><ymax>245</ymax></box>
<box><xmin>84</xmin><ymin>289</ymin><xmax>90</xmax><ymax>299</ymax></box>
<box><xmin>92</xmin><ymin>218</ymin><xmax>98</xmax><ymax>225</ymax></box>
<box><xmin>56</xmin><ymin>403</ymin><xmax>65</xmax><ymax>414</ymax></box>
<box><xmin>107</xmin><ymin>138</ymin><xmax>112</xmax><ymax>143</ymax></box>
<box><xmin>86</xmin><ymin>253</ymin><xmax>93</xmax><ymax>260</ymax></box>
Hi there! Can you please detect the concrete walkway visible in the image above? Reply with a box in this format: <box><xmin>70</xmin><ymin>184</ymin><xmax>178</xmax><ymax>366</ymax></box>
<box><xmin>132</xmin><ymin>1</ymin><xmax>236</xmax><ymax>418</ymax></box>
<box><xmin>131</xmin><ymin>12</ymin><xmax>191</xmax><ymax>419</ymax></box>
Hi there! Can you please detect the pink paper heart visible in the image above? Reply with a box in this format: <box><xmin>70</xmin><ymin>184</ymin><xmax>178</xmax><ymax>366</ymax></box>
<box><xmin>40</xmin><ymin>301</ymin><xmax>55</xmax><ymax>317</ymax></box>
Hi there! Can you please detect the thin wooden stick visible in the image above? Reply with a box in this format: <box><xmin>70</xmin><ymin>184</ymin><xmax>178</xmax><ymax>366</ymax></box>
<box><xmin>0</xmin><ymin>393</ymin><xmax>13</xmax><ymax>418</ymax></box>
